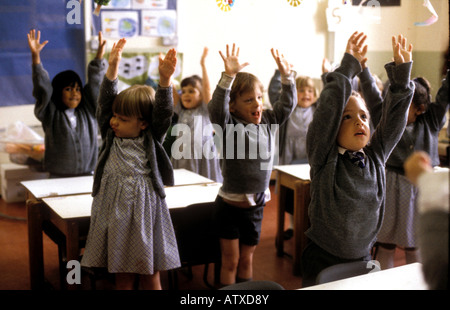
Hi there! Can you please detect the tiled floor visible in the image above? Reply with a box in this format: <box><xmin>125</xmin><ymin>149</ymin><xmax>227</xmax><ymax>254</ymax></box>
<box><xmin>0</xmin><ymin>184</ymin><xmax>406</xmax><ymax>290</ymax></box>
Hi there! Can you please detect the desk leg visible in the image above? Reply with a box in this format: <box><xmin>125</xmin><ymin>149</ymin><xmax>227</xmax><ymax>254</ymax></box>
<box><xmin>276</xmin><ymin>182</ymin><xmax>287</xmax><ymax>256</ymax></box>
<box><xmin>64</xmin><ymin>220</ymin><xmax>80</xmax><ymax>290</ymax></box>
<box><xmin>27</xmin><ymin>200</ymin><xmax>45</xmax><ymax>290</ymax></box>
<box><xmin>292</xmin><ymin>180</ymin><xmax>311</xmax><ymax>276</ymax></box>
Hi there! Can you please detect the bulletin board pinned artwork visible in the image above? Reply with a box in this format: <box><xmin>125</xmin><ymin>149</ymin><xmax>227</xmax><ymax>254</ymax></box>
<box><xmin>93</xmin><ymin>0</ymin><xmax>177</xmax><ymax>39</ymax></box>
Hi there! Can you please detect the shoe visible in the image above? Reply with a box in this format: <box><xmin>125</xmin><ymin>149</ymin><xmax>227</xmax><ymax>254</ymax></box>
<box><xmin>283</xmin><ymin>228</ymin><xmax>293</xmax><ymax>240</ymax></box>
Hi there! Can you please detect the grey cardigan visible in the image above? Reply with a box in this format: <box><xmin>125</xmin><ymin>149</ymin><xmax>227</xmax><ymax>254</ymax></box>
<box><xmin>306</xmin><ymin>53</ymin><xmax>415</xmax><ymax>259</ymax></box>
<box><xmin>33</xmin><ymin>59</ymin><xmax>106</xmax><ymax>176</ymax></box>
<box><xmin>92</xmin><ymin>77</ymin><xmax>174</xmax><ymax>198</ymax></box>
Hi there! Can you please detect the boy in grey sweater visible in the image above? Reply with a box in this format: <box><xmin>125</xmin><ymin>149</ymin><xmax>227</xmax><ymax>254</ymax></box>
<box><xmin>208</xmin><ymin>45</ymin><xmax>296</xmax><ymax>286</ymax></box>
<box><xmin>301</xmin><ymin>32</ymin><xmax>415</xmax><ymax>287</ymax></box>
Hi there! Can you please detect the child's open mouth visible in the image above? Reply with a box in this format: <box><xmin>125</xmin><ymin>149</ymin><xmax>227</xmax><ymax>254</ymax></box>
<box><xmin>252</xmin><ymin>111</ymin><xmax>261</xmax><ymax>118</ymax></box>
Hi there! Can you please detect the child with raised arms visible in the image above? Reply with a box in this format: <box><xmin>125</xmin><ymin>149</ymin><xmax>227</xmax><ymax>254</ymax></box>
<box><xmin>81</xmin><ymin>38</ymin><xmax>180</xmax><ymax>290</ymax></box>
<box><xmin>302</xmin><ymin>32</ymin><xmax>415</xmax><ymax>287</ymax></box>
<box><xmin>208</xmin><ymin>44</ymin><xmax>297</xmax><ymax>286</ymax></box>
<box><xmin>27</xmin><ymin>29</ymin><xmax>107</xmax><ymax>177</ymax></box>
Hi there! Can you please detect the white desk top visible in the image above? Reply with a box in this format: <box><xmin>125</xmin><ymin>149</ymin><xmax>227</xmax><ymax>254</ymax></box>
<box><xmin>21</xmin><ymin>168</ymin><xmax>214</xmax><ymax>199</ymax></box>
<box><xmin>42</xmin><ymin>183</ymin><xmax>221</xmax><ymax>219</ymax></box>
<box><xmin>300</xmin><ymin>263</ymin><xmax>428</xmax><ymax>290</ymax></box>
<box><xmin>274</xmin><ymin>164</ymin><xmax>310</xmax><ymax>181</ymax></box>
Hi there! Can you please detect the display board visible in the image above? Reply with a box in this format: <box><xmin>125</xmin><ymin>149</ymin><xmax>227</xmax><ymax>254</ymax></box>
<box><xmin>90</xmin><ymin>0</ymin><xmax>177</xmax><ymax>39</ymax></box>
<box><xmin>0</xmin><ymin>0</ymin><xmax>86</xmax><ymax>107</ymax></box>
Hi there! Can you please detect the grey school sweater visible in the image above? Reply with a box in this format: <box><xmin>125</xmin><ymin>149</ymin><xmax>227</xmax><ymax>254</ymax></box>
<box><xmin>92</xmin><ymin>77</ymin><xmax>174</xmax><ymax>198</ymax></box>
<box><xmin>33</xmin><ymin>59</ymin><xmax>106</xmax><ymax>176</ymax></box>
<box><xmin>208</xmin><ymin>72</ymin><xmax>297</xmax><ymax>194</ymax></box>
<box><xmin>306</xmin><ymin>53</ymin><xmax>415</xmax><ymax>259</ymax></box>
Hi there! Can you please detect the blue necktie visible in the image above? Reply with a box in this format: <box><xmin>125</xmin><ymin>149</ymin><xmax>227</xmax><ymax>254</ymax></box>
<box><xmin>345</xmin><ymin>151</ymin><xmax>366</xmax><ymax>168</ymax></box>
<box><xmin>254</xmin><ymin>192</ymin><xmax>265</xmax><ymax>206</ymax></box>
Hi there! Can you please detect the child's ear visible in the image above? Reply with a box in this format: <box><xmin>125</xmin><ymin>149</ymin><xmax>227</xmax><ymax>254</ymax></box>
<box><xmin>416</xmin><ymin>103</ymin><xmax>426</xmax><ymax>115</ymax></box>
<box><xmin>140</xmin><ymin>120</ymin><xmax>149</xmax><ymax>130</ymax></box>
<box><xmin>229</xmin><ymin>101</ymin><xmax>236</xmax><ymax>113</ymax></box>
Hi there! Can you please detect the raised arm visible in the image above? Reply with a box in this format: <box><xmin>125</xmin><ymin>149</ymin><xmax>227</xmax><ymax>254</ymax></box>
<box><xmin>307</xmin><ymin>31</ymin><xmax>366</xmax><ymax>167</ymax></box>
<box><xmin>268</xmin><ymin>48</ymin><xmax>296</xmax><ymax>124</ymax></box>
<box><xmin>95</xmin><ymin>31</ymin><xmax>107</xmax><ymax>60</ymax></box>
<box><xmin>97</xmin><ymin>38</ymin><xmax>127</xmax><ymax>137</ymax></box>
<box><xmin>200</xmin><ymin>47</ymin><xmax>212</xmax><ymax>104</ymax></box>
<box><xmin>84</xmin><ymin>31</ymin><xmax>108</xmax><ymax>114</ymax></box>
<box><xmin>105</xmin><ymin>38</ymin><xmax>126</xmax><ymax>81</ymax></box>
<box><xmin>153</xmin><ymin>48</ymin><xmax>177</xmax><ymax>139</ymax></box>
<box><xmin>371</xmin><ymin>34</ymin><xmax>414</xmax><ymax>161</ymax></box>
<box><xmin>424</xmin><ymin>69</ymin><xmax>449</xmax><ymax>131</ymax></box>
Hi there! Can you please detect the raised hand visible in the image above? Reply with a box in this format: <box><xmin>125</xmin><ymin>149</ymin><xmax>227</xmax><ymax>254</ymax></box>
<box><xmin>322</xmin><ymin>58</ymin><xmax>331</xmax><ymax>74</ymax></box>
<box><xmin>345</xmin><ymin>31</ymin><xmax>368</xmax><ymax>65</ymax></box>
<box><xmin>404</xmin><ymin>151</ymin><xmax>432</xmax><ymax>185</ymax></box>
<box><xmin>392</xmin><ymin>34</ymin><xmax>413</xmax><ymax>65</ymax></box>
<box><xmin>200</xmin><ymin>46</ymin><xmax>208</xmax><ymax>68</ymax></box>
<box><xmin>271</xmin><ymin>48</ymin><xmax>293</xmax><ymax>77</ymax></box>
<box><xmin>158</xmin><ymin>48</ymin><xmax>177</xmax><ymax>87</ymax></box>
<box><xmin>219</xmin><ymin>43</ymin><xmax>249</xmax><ymax>77</ymax></box>
<box><xmin>96</xmin><ymin>31</ymin><xmax>107</xmax><ymax>60</ymax></box>
<box><xmin>106</xmin><ymin>38</ymin><xmax>126</xmax><ymax>81</ymax></box>
<box><xmin>27</xmin><ymin>29</ymin><xmax>48</xmax><ymax>64</ymax></box>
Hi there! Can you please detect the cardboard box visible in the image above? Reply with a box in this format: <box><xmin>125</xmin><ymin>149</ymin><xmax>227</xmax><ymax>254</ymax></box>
<box><xmin>1</xmin><ymin>163</ymin><xmax>49</xmax><ymax>203</ymax></box>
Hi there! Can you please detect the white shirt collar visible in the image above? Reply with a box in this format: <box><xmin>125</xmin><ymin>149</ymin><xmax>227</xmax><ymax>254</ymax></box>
<box><xmin>338</xmin><ymin>146</ymin><xmax>365</xmax><ymax>156</ymax></box>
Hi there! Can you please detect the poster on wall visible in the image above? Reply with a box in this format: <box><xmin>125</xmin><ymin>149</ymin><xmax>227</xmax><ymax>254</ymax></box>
<box><xmin>141</xmin><ymin>10</ymin><xmax>176</xmax><ymax>37</ymax></box>
<box><xmin>96</xmin><ymin>0</ymin><xmax>177</xmax><ymax>39</ymax></box>
<box><xmin>101</xmin><ymin>11</ymin><xmax>139</xmax><ymax>38</ymax></box>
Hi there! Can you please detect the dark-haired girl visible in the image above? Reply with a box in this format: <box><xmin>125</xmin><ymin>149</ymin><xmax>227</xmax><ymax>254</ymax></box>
<box><xmin>170</xmin><ymin>47</ymin><xmax>222</xmax><ymax>182</ymax></box>
<box><xmin>27</xmin><ymin>29</ymin><xmax>106</xmax><ymax>177</ymax></box>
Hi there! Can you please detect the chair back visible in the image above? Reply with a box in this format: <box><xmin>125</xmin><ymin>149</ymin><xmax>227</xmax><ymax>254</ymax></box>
<box><xmin>315</xmin><ymin>261</ymin><xmax>380</xmax><ymax>285</ymax></box>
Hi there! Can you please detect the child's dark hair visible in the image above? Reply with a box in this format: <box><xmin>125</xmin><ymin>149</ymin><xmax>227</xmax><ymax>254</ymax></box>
<box><xmin>51</xmin><ymin>70</ymin><xmax>84</xmax><ymax>111</ymax></box>
<box><xmin>230</xmin><ymin>72</ymin><xmax>264</xmax><ymax>103</ymax></box>
<box><xmin>412</xmin><ymin>77</ymin><xmax>431</xmax><ymax>112</ymax></box>
<box><xmin>112</xmin><ymin>84</ymin><xmax>155</xmax><ymax>122</ymax></box>
<box><xmin>180</xmin><ymin>75</ymin><xmax>202</xmax><ymax>90</ymax></box>
<box><xmin>180</xmin><ymin>75</ymin><xmax>203</xmax><ymax>108</ymax></box>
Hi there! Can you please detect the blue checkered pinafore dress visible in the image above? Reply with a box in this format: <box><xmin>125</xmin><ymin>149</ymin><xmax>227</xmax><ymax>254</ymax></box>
<box><xmin>81</xmin><ymin>135</ymin><xmax>180</xmax><ymax>274</ymax></box>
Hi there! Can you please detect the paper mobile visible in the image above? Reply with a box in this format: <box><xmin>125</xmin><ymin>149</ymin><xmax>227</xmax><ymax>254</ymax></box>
<box><xmin>414</xmin><ymin>0</ymin><xmax>438</xmax><ymax>26</ymax></box>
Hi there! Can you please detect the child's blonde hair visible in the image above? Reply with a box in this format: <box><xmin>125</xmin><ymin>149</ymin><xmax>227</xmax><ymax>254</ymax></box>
<box><xmin>230</xmin><ymin>72</ymin><xmax>264</xmax><ymax>104</ymax></box>
<box><xmin>112</xmin><ymin>85</ymin><xmax>155</xmax><ymax>122</ymax></box>
<box><xmin>296</xmin><ymin>76</ymin><xmax>318</xmax><ymax>98</ymax></box>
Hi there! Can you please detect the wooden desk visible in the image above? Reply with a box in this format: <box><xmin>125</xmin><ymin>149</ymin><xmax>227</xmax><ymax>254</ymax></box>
<box><xmin>300</xmin><ymin>263</ymin><xmax>428</xmax><ymax>290</ymax></box>
<box><xmin>274</xmin><ymin>164</ymin><xmax>311</xmax><ymax>276</ymax></box>
<box><xmin>25</xmin><ymin>170</ymin><xmax>218</xmax><ymax>290</ymax></box>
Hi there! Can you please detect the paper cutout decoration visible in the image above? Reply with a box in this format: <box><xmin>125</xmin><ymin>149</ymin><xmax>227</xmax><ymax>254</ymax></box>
<box><xmin>414</xmin><ymin>0</ymin><xmax>438</xmax><ymax>26</ymax></box>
